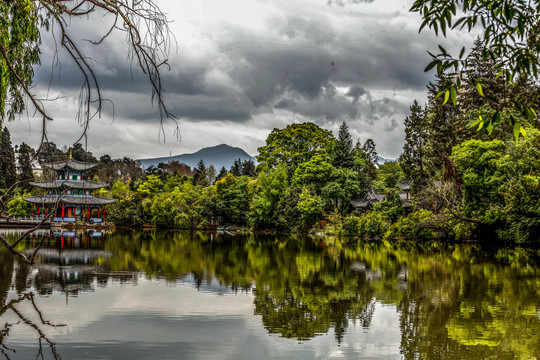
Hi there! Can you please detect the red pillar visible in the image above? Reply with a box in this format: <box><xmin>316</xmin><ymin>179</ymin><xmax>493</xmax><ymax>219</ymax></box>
<box><xmin>103</xmin><ymin>207</ymin><xmax>106</xmax><ymax>223</ymax></box>
<box><xmin>37</xmin><ymin>208</ymin><xmax>40</xmax><ymax>217</ymax></box>
<box><xmin>98</xmin><ymin>208</ymin><xmax>100</xmax><ymax>218</ymax></box>
<box><xmin>32</xmin><ymin>206</ymin><xmax>34</xmax><ymax>218</ymax></box>
<box><xmin>87</xmin><ymin>207</ymin><xmax>90</xmax><ymax>222</ymax></box>
<box><xmin>61</xmin><ymin>204</ymin><xmax>65</xmax><ymax>220</ymax></box>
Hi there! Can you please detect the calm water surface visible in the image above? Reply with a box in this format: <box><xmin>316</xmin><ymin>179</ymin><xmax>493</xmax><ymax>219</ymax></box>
<box><xmin>1</xmin><ymin>229</ymin><xmax>539</xmax><ymax>359</ymax></box>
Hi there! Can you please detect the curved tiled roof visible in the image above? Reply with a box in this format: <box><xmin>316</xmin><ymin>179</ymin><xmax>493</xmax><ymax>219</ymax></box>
<box><xmin>41</xmin><ymin>159</ymin><xmax>98</xmax><ymax>171</ymax></box>
<box><xmin>22</xmin><ymin>195</ymin><xmax>116</xmax><ymax>205</ymax></box>
<box><xmin>30</xmin><ymin>180</ymin><xmax>109</xmax><ymax>189</ymax></box>
<box><xmin>64</xmin><ymin>180</ymin><xmax>108</xmax><ymax>189</ymax></box>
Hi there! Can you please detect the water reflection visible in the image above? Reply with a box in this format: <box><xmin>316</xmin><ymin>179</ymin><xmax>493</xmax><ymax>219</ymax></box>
<box><xmin>0</xmin><ymin>230</ymin><xmax>539</xmax><ymax>359</ymax></box>
<box><xmin>0</xmin><ymin>293</ymin><xmax>65</xmax><ymax>359</ymax></box>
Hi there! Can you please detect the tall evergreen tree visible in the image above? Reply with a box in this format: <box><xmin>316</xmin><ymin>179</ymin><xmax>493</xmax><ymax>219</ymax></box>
<box><xmin>230</xmin><ymin>159</ymin><xmax>242</xmax><ymax>177</ymax></box>
<box><xmin>216</xmin><ymin>166</ymin><xmax>228</xmax><ymax>182</ymax></box>
<box><xmin>38</xmin><ymin>142</ymin><xmax>66</xmax><ymax>164</ymax></box>
<box><xmin>332</xmin><ymin>121</ymin><xmax>354</xmax><ymax>169</ymax></box>
<box><xmin>424</xmin><ymin>75</ymin><xmax>460</xmax><ymax>167</ymax></box>
<box><xmin>361</xmin><ymin>138</ymin><xmax>378</xmax><ymax>183</ymax></box>
<box><xmin>399</xmin><ymin>100</ymin><xmax>427</xmax><ymax>190</ymax></box>
<box><xmin>241</xmin><ymin>159</ymin><xmax>256</xmax><ymax>177</ymax></box>
<box><xmin>71</xmin><ymin>142</ymin><xmax>97</xmax><ymax>163</ymax></box>
<box><xmin>207</xmin><ymin>164</ymin><xmax>217</xmax><ymax>185</ymax></box>
<box><xmin>0</xmin><ymin>127</ymin><xmax>16</xmax><ymax>190</ymax></box>
<box><xmin>362</xmin><ymin>138</ymin><xmax>378</xmax><ymax>165</ymax></box>
<box><xmin>17</xmin><ymin>142</ymin><xmax>34</xmax><ymax>190</ymax></box>
<box><xmin>461</xmin><ymin>37</ymin><xmax>507</xmax><ymax>113</ymax></box>
<box><xmin>193</xmin><ymin>159</ymin><xmax>208</xmax><ymax>186</ymax></box>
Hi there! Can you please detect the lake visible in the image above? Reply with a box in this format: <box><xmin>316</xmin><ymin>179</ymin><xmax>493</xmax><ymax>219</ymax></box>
<box><xmin>1</xmin><ymin>229</ymin><xmax>539</xmax><ymax>359</ymax></box>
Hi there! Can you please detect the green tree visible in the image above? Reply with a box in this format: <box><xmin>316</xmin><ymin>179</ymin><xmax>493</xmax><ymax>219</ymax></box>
<box><xmin>450</xmin><ymin>130</ymin><xmax>540</xmax><ymax>243</ymax></box>
<box><xmin>0</xmin><ymin>127</ymin><xmax>16</xmax><ymax>190</ymax></box>
<box><xmin>375</xmin><ymin>161</ymin><xmax>405</xmax><ymax>191</ymax></box>
<box><xmin>215</xmin><ymin>173</ymin><xmax>251</xmax><ymax>225</ymax></box>
<box><xmin>216</xmin><ymin>166</ymin><xmax>228</xmax><ymax>182</ymax></box>
<box><xmin>332</xmin><ymin>121</ymin><xmax>354</xmax><ymax>169</ymax></box>
<box><xmin>257</xmin><ymin>122</ymin><xmax>334</xmax><ymax>175</ymax></box>
<box><xmin>16</xmin><ymin>142</ymin><xmax>34</xmax><ymax>190</ymax></box>
<box><xmin>193</xmin><ymin>159</ymin><xmax>208</xmax><ymax>187</ymax></box>
<box><xmin>359</xmin><ymin>139</ymin><xmax>378</xmax><ymax>183</ymax></box>
<box><xmin>136</xmin><ymin>175</ymin><xmax>162</xmax><ymax>198</ymax></box>
<box><xmin>249</xmin><ymin>165</ymin><xmax>289</xmax><ymax>229</ymax></box>
<box><xmin>150</xmin><ymin>194</ymin><xmax>177</xmax><ymax>227</ymax></box>
<box><xmin>322</xmin><ymin>168</ymin><xmax>367</xmax><ymax>215</ymax></box>
<box><xmin>0</xmin><ymin>0</ymin><xmax>41</xmax><ymax>125</ymax></box>
<box><xmin>460</xmin><ymin>37</ymin><xmax>507</xmax><ymax>113</ymax></box>
<box><xmin>292</xmin><ymin>151</ymin><xmax>334</xmax><ymax>194</ymax></box>
<box><xmin>6</xmin><ymin>195</ymin><xmax>31</xmax><ymax>217</ymax></box>
<box><xmin>38</xmin><ymin>142</ymin><xmax>66</xmax><ymax>164</ymax></box>
<box><xmin>241</xmin><ymin>159</ymin><xmax>256</xmax><ymax>177</ymax></box>
<box><xmin>207</xmin><ymin>164</ymin><xmax>217</xmax><ymax>185</ymax></box>
<box><xmin>230</xmin><ymin>159</ymin><xmax>242</xmax><ymax>176</ymax></box>
<box><xmin>399</xmin><ymin>100</ymin><xmax>427</xmax><ymax>190</ymax></box>
<box><xmin>297</xmin><ymin>187</ymin><xmax>325</xmax><ymax>229</ymax></box>
<box><xmin>373</xmin><ymin>188</ymin><xmax>405</xmax><ymax>222</ymax></box>
<box><xmin>424</xmin><ymin>75</ymin><xmax>461</xmax><ymax>168</ymax></box>
<box><xmin>71</xmin><ymin>142</ymin><xmax>98</xmax><ymax>163</ymax></box>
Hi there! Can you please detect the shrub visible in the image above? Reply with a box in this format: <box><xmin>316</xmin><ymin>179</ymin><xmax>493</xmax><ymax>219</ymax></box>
<box><xmin>345</xmin><ymin>212</ymin><xmax>390</xmax><ymax>240</ymax></box>
<box><xmin>385</xmin><ymin>210</ymin><xmax>438</xmax><ymax>241</ymax></box>
<box><xmin>174</xmin><ymin>213</ymin><xmax>191</xmax><ymax>229</ymax></box>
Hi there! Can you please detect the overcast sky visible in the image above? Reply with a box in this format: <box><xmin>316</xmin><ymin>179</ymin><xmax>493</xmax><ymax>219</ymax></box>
<box><xmin>6</xmin><ymin>0</ymin><xmax>474</xmax><ymax>160</ymax></box>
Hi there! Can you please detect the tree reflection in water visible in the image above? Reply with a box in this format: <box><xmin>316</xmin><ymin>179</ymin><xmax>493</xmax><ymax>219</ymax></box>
<box><xmin>1</xmin><ymin>230</ymin><xmax>540</xmax><ymax>359</ymax></box>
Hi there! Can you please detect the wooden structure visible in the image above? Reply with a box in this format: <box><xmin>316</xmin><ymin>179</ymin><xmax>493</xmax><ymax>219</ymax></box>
<box><xmin>351</xmin><ymin>181</ymin><xmax>412</xmax><ymax>211</ymax></box>
<box><xmin>22</xmin><ymin>155</ymin><xmax>116</xmax><ymax>225</ymax></box>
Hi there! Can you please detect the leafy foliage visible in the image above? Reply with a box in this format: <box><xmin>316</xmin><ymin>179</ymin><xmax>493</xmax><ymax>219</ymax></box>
<box><xmin>0</xmin><ymin>127</ymin><xmax>16</xmax><ymax>190</ymax></box>
<box><xmin>411</xmin><ymin>0</ymin><xmax>540</xmax><ymax>134</ymax></box>
<box><xmin>0</xmin><ymin>0</ymin><xmax>41</xmax><ymax>124</ymax></box>
<box><xmin>257</xmin><ymin>122</ymin><xmax>334</xmax><ymax>174</ymax></box>
<box><xmin>331</xmin><ymin>121</ymin><xmax>355</xmax><ymax>169</ymax></box>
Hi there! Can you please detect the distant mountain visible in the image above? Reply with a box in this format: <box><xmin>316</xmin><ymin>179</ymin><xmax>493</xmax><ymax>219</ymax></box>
<box><xmin>138</xmin><ymin>144</ymin><xmax>256</xmax><ymax>171</ymax></box>
<box><xmin>377</xmin><ymin>156</ymin><xmax>395</xmax><ymax>165</ymax></box>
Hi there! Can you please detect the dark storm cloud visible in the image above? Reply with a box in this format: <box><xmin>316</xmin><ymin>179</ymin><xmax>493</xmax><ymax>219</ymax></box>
<box><xmin>274</xmin><ymin>90</ymin><xmax>359</xmax><ymax>121</ymax></box>
<box><xmin>32</xmin><ymin>6</ymin><xmax>435</xmax><ymax>128</ymax></box>
<box><xmin>34</xmin><ymin>36</ymin><xmax>211</xmax><ymax>98</ymax></box>
<box><xmin>346</xmin><ymin>85</ymin><xmax>367</xmax><ymax>103</ymax></box>
<box><xmin>211</xmin><ymin>14</ymin><xmax>434</xmax><ymax>118</ymax></box>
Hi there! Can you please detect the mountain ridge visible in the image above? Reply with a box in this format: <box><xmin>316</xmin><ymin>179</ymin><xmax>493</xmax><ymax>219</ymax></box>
<box><xmin>138</xmin><ymin>144</ymin><xmax>256</xmax><ymax>170</ymax></box>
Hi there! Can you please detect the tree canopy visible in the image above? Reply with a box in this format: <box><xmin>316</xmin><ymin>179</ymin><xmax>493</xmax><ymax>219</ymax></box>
<box><xmin>256</xmin><ymin>122</ymin><xmax>334</xmax><ymax>174</ymax></box>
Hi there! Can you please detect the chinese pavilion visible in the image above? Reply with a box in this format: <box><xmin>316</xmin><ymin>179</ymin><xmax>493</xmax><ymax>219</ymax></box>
<box><xmin>23</xmin><ymin>154</ymin><xmax>116</xmax><ymax>224</ymax></box>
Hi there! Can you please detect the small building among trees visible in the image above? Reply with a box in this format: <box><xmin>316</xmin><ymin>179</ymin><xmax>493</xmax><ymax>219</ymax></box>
<box><xmin>352</xmin><ymin>181</ymin><xmax>412</xmax><ymax>211</ymax></box>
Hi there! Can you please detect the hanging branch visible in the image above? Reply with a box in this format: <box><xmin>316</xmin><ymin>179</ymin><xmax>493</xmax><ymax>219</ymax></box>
<box><xmin>36</xmin><ymin>0</ymin><xmax>178</xmax><ymax>143</ymax></box>
<box><xmin>1</xmin><ymin>0</ymin><xmax>177</xmax><ymax>154</ymax></box>
<box><xmin>0</xmin><ymin>0</ymin><xmax>176</xmax><ymax>259</ymax></box>
<box><xmin>1</xmin><ymin>293</ymin><xmax>66</xmax><ymax>360</ymax></box>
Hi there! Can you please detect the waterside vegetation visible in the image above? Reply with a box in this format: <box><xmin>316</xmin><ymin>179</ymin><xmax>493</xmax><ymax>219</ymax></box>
<box><xmin>1</xmin><ymin>40</ymin><xmax>540</xmax><ymax>244</ymax></box>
